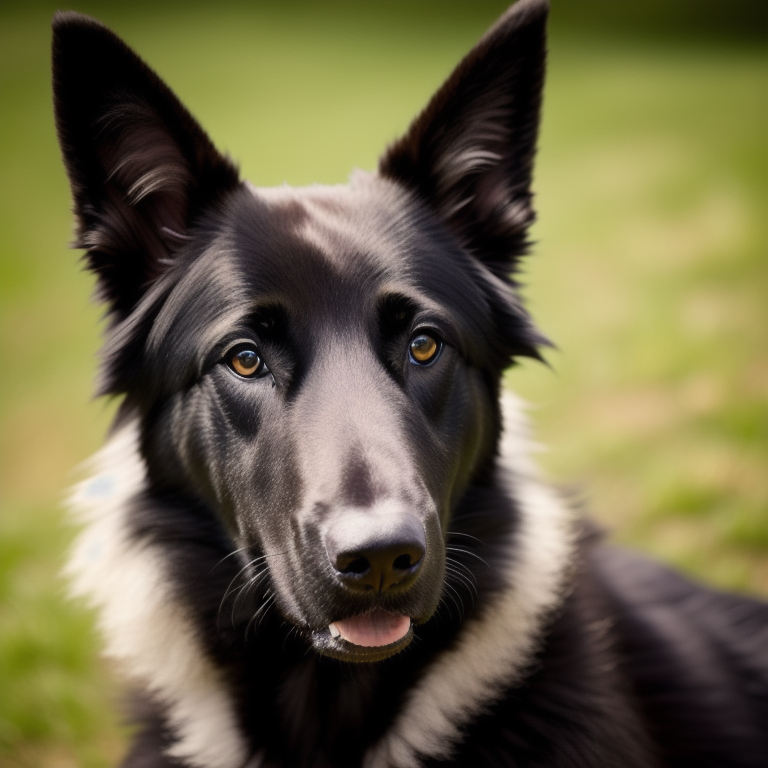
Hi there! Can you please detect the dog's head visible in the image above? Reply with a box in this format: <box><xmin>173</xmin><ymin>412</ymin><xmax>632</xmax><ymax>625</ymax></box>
<box><xmin>54</xmin><ymin>0</ymin><xmax>548</xmax><ymax>662</ymax></box>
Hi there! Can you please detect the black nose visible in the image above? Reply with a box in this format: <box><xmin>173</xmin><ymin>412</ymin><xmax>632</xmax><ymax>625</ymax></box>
<box><xmin>325</xmin><ymin>512</ymin><xmax>426</xmax><ymax>593</ymax></box>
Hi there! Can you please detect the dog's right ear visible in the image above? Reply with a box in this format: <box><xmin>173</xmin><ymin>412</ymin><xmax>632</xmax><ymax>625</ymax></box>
<box><xmin>52</xmin><ymin>12</ymin><xmax>240</xmax><ymax>322</ymax></box>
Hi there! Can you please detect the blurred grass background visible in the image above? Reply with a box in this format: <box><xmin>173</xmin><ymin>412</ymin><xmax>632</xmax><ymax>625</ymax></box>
<box><xmin>1</xmin><ymin>0</ymin><xmax>766</xmax><ymax>764</ymax></box>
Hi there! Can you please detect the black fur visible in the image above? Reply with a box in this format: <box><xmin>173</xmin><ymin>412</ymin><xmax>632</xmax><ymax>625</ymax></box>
<box><xmin>54</xmin><ymin>2</ymin><xmax>768</xmax><ymax>767</ymax></box>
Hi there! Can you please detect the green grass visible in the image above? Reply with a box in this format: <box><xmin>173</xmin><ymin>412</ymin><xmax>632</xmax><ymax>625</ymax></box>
<box><xmin>512</xmin><ymin>37</ymin><xmax>768</xmax><ymax>590</ymax></box>
<box><xmin>1</xmin><ymin>1</ymin><xmax>766</xmax><ymax>764</ymax></box>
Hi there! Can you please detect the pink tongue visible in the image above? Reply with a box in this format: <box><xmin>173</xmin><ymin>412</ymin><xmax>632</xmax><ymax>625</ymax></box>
<box><xmin>332</xmin><ymin>610</ymin><xmax>410</xmax><ymax>647</ymax></box>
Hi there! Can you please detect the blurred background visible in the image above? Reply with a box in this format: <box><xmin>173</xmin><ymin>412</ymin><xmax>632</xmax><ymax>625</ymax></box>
<box><xmin>1</xmin><ymin>0</ymin><xmax>766</xmax><ymax>764</ymax></box>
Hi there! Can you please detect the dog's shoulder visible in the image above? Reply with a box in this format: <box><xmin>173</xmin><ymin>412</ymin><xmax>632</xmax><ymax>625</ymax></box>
<box><xmin>444</xmin><ymin>537</ymin><xmax>768</xmax><ymax>768</ymax></box>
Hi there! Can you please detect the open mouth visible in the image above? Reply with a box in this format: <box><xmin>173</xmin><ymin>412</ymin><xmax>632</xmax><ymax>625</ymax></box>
<box><xmin>312</xmin><ymin>608</ymin><xmax>413</xmax><ymax>662</ymax></box>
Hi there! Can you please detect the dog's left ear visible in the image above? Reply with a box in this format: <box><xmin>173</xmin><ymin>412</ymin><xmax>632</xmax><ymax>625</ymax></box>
<box><xmin>380</xmin><ymin>0</ymin><xmax>547</xmax><ymax>279</ymax></box>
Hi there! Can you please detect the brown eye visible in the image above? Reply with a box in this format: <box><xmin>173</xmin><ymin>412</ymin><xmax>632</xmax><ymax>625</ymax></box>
<box><xmin>409</xmin><ymin>333</ymin><xmax>441</xmax><ymax>365</ymax></box>
<box><xmin>227</xmin><ymin>344</ymin><xmax>264</xmax><ymax>378</ymax></box>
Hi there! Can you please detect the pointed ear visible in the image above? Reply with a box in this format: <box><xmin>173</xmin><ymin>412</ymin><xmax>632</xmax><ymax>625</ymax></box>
<box><xmin>52</xmin><ymin>12</ymin><xmax>240</xmax><ymax>321</ymax></box>
<box><xmin>379</xmin><ymin>0</ymin><xmax>548</xmax><ymax>279</ymax></box>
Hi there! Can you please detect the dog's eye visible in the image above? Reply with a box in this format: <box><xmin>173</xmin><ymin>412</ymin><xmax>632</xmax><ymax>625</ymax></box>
<box><xmin>409</xmin><ymin>333</ymin><xmax>441</xmax><ymax>366</ymax></box>
<box><xmin>227</xmin><ymin>343</ymin><xmax>266</xmax><ymax>379</ymax></box>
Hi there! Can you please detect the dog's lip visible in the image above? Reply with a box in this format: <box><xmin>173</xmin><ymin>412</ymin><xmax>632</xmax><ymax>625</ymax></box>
<box><xmin>310</xmin><ymin>610</ymin><xmax>414</xmax><ymax>662</ymax></box>
<box><xmin>329</xmin><ymin>609</ymin><xmax>411</xmax><ymax>648</ymax></box>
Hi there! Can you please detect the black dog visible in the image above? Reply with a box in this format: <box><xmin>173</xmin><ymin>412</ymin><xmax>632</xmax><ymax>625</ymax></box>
<box><xmin>54</xmin><ymin>1</ymin><xmax>768</xmax><ymax>766</ymax></box>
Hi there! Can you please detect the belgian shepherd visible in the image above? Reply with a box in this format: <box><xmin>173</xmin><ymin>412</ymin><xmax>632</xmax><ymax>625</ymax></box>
<box><xmin>54</xmin><ymin>1</ymin><xmax>768</xmax><ymax>766</ymax></box>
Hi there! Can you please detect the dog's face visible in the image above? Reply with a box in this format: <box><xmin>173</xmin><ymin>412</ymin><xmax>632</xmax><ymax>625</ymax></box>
<box><xmin>138</xmin><ymin>180</ymin><xmax>509</xmax><ymax>659</ymax></box>
<box><xmin>54</xmin><ymin>0</ymin><xmax>548</xmax><ymax>661</ymax></box>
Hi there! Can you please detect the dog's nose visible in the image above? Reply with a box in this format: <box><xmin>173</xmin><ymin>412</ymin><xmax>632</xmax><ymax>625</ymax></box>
<box><xmin>325</xmin><ymin>512</ymin><xmax>426</xmax><ymax>593</ymax></box>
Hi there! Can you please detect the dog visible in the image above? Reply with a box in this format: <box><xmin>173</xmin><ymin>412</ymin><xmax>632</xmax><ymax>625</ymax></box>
<box><xmin>54</xmin><ymin>1</ymin><xmax>768</xmax><ymax>766</ymax></box>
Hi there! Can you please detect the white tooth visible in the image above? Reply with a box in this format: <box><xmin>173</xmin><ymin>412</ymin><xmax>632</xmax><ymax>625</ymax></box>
<box><xmin>329</xmin><ymin>623</ymin><xmax>341</xmax><ymax>639</ymax></box>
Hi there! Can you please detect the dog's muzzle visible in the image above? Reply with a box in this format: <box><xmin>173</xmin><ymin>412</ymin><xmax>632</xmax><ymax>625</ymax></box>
<box><xmin>312</xmin><ymin>505</ymin><xmax>427</xmax><ymax>661</ymax></box>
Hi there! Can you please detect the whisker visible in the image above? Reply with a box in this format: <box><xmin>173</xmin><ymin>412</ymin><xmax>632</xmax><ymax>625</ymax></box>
<box><xmin>446</xmin><ymin>545</ymin><xmax>491</xmax><ymax>568</ymax></box>
<box><xmin>445</xmin><ymin>562</ymin><xmax>478</xmax><ymax>600</ymax></box>
<box><xmin>211</xmin><ymin>545</ymin><xmax>251</xmax><ymax>572</ymax></box>
<box><xmin>217</xmin><ymin>549</ymin><xmax>290</xmax><ymax>622</ymax></box>
<box><xmin>437</xmin><ymin>594</ymin><xmax>457</xmax><ymax>623</ymax></box>
<box><xmin>446</xmin><ymin>570</ymin><xmax>478</xmax><ymax>606</ymax></box>
<box><xmin>218</xmin><ymin>558</ymin><xmax>262</xmax><ymax>621</ymax></box>
<box><xmin>446</xmin><ymin>532</ymin><xmax>484</xmax><ymax>544</ymax></box>
<box><xmin>441</xmin><ymin>581</ymin><xmax>465</xmax><ymax>621</ymax></box>
<box><xmin>256</xmin><ymin>594</ymin><xmax>277</xmax><ymax>629</ymax></box>
<box><xmin>245</xmin><ymin>592</ymin><xmax>276</xmax><ymax>640</ymax></box>
<box><xmin>232</xmin><ymin>566</ymin><xmax>270</xmax><ymax>620</ymax></box>
<box><xmin>446</xmin><ymin>557</ymin><xmax>479</xmax><ymax>584</ymax></box>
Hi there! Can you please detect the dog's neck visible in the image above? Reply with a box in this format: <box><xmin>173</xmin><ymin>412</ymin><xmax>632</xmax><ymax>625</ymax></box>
<box><xmin>67</xmin><ymin>394</ymin><xmax>574</xmax><ymax>768</ymax></box>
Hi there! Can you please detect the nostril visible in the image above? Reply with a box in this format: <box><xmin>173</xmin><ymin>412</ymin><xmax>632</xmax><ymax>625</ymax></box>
<box><xmin>393</xmin><ymin>553</ymin><xmax>420</xmax><ymax>571</ymax></box>
<box><xmin>340</xmin><ymin>557</ymin><xmax>370</xmax><ymax>575</ymax></box>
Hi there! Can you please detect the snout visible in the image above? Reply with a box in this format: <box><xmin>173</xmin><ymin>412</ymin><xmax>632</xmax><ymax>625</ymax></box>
<box><xmin>295</xmin><ymin>503</ymin><xmax>439</xmax><ymax>662</ymax></box>
<box><xmin>325</xmin><ymin>509</ymin><xmax>425</xmax><ymax>593</ymax></box>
